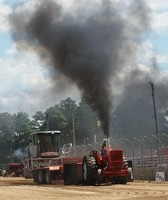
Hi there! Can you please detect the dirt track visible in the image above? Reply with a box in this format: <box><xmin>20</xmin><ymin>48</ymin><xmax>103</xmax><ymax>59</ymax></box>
<box><xmin>0</xmin><ymin>177</ymin><xmax>168</xmax><ymax>200</ymax></box>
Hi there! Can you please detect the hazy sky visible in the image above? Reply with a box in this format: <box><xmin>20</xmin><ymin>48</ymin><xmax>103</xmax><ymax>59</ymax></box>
<box><xmin>0</xmin><ymin>0</ymin><xmax>168</xmax><ymax>116</ymax></box>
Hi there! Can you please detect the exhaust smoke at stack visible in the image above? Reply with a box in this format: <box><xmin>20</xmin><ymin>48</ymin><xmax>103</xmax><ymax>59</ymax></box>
<box><xmin>10</xmin><ymin>0</ymin><xmax>150</xmax><ymax>137</ymax></box>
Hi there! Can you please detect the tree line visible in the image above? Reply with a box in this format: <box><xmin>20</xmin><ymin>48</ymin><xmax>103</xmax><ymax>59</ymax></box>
<box><xmin>0</xmin><ymin>97</ymin><xmax>102</xmax><ymax>164</ymax></box>
<box><xmin>0</xmin><ymin>95</ymin><xmax>167</xmax><ymax>164</ymax></box>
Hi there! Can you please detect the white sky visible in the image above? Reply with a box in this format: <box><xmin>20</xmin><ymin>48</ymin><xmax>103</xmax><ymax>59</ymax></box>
<box><xmin>0</xmin><ymin>0</ymin><xmax>168</xmax><ymax>116</ymax></box>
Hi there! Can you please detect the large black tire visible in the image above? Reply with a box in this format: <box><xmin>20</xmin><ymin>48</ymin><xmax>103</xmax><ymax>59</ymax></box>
<box><xmin>82</xmin><ymin>156</ymin><xmax>97</xmax><ymax>185</ymax></box>
<box><xmin>38</xmin><ymin>169</ymin><xmax>46</xmax><ymax>184</ymax></box>
<box><xmin>45</xmin><ymin>169</ymin><xmax>51</xmax><ymax>184</ymax></box>
<box><xmin>123</xmin><ymin>155</ymin><xmax>128</xmax><ymax>169</ymax></box>
<box><xmin>123</xmin><ymin>156</ymin><xmax>134</xmax><ymax>182</ymax></box>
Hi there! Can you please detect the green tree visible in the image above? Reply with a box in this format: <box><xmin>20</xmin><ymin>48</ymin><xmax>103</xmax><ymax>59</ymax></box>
<box><xmin>76</xmin><ymin>97</ymin><xmax>100</xmax><ymax>144</ymax></box>
<box><xmin>12</xmin><ymin>112</ymin><xmax>32</xmax><ymax>152</ymax></box>
<box><xmin>38</xmin><ymin>105</ymin><xmax>67</xmax><ymax>145</ymax></box>
<box><xmin>59</xmin><ymin>98</ymin><xmax>77</xmax><ymax>144</ymax></box>
<box><xmin>0</xmin><ymin>113</ymin><xmax>15</xmax><ymax>163</ymax></box>
<box><xmin>31</xmin><ymin>111</ymin><xmax>45</xmax><ymax>131</ymax></box>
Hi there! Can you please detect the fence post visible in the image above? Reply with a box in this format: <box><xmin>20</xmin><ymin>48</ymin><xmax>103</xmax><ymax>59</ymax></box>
<box><xmin>152</xmin><ymin>135</ymin><xmax>162</xmax><ymax>164</ymax></box>
<box><xmin>124</xmin><ymin>139</ymin><xmax>135</xmax><ymax>166</ymax></box>
<box><xmin>133</xmin><ymin>138</ymin><xmax>144</xmax><ymax>167</ymax></box>
<box><xmin>143</xmin><ymin>136</ymin><xmax>153</xmax><ymax>167</ymax></box>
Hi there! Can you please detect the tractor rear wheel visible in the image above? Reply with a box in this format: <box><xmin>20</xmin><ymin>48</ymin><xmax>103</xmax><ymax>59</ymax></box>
<box><xmin>38</xmin><ymin>169</ymin><xmax>46</xmax><ymax>184</ymax></box>
<box><xmin>123</xmin><ymin>155</ymin><xmax>128</xmax><ymax>169</ymax></box>
<box><xmin>82</xmin><ymin>156</ymin><xmax>96</xmax><ymax>185</ymax></box>
<box><xmin>45</xmin><ymin>169</ymin><xmax>51</xmax><ymax>184</ymax></box>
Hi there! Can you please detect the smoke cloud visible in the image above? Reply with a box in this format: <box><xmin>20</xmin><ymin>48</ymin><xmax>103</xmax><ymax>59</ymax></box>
<box><xmin>10</xmin><ymin>0</ymin><xmax>151</xmax><ymax>137</ymax></box>
<box><xmin>13</xmin><ymin>148</ymin><xmax>24</xmax><ymax>160</ymax></box>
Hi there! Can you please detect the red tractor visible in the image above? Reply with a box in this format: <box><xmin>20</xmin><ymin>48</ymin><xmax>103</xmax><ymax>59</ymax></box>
<box><xmin>3</xmin><ymin>163</ymin><xmax>24</xmax><ymax>177</ymax></box>
<box><xmin>82</xmin><ymin>146</ymin><xmax>128</xmax><ymax>185</ymax></box>
<box><xmin>24</xmin><ymin>131</ymin><xmax>129</xmax><ymax>185</ymax></box>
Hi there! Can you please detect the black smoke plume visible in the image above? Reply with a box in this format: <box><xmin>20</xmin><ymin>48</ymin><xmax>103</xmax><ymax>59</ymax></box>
<box><xmin>10</xmin><ymin>0</ymin><xmax>150</xmax><ymax>137</ymax></box>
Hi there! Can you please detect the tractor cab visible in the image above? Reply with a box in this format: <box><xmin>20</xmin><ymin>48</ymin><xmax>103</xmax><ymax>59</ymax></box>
<box><xmin>29</xmin><ymin>131</ymin><xmax>61</xmax><ymax>158</ymax></box>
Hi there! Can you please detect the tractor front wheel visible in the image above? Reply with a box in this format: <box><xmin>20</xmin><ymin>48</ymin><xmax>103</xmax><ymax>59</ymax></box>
<box><xmin>82</xmin><ymin>156</ymin><xmax>96</xmax><ymax>185</ymax></box>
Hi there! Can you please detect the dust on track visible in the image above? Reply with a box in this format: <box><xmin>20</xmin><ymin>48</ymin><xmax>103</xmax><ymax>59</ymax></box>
<box><xmin>0</xmin><ymin>177</ymin><xmax>168</xmax><ymax>200</ymax></box>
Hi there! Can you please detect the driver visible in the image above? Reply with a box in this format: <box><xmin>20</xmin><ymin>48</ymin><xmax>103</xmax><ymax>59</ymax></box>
<box><xmin>100</xmin><ymin>139</ymin><xmax>107</xmax><ymax>156</ymax></box>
